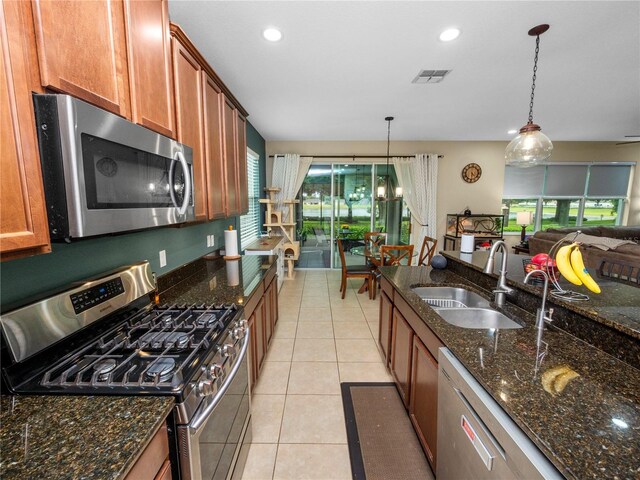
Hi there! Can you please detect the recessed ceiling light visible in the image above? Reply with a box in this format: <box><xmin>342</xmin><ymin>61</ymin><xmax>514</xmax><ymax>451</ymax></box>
<box><xmin>508</xmin><ymin>129</ymin><xmax>518</xmax><ymax>135</ymax></box>
<box><xmin>439</xmin><ymin>28</ymin><xmax>461</xmax><ymax>42</ymax></box>
<box><xmin>263</xmin><ymin>28</ymin><xmax>282</xmax><ymax>42</ymax></box>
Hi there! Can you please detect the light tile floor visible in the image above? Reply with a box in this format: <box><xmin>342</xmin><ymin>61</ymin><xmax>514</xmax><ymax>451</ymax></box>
<box><xmin>241</xmin><ymin>270</ymin><xmax>392</xmax><ymax>480</ymax></box>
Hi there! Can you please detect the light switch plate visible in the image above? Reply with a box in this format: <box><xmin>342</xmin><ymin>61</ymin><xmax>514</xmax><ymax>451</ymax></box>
<box><xmin>159</xmin><ymin>250</ymin><xmax>167</xmax><ymax>268</ymax></box>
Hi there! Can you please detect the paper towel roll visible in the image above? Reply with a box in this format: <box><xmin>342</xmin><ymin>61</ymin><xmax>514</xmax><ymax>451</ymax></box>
<box><xmin>460</xmin><ymin>234</ymin><xmax>475</xmax><ymax>253</ymax></box>
<box><xmin>224</xmin><ymin>229</ymin><xmax>239</xmax><ymax>258</ymax></box>
<box><xmin>226</xmin><ymin>260</ymin><xmax>240</xmax><ymax>286</ymax></box>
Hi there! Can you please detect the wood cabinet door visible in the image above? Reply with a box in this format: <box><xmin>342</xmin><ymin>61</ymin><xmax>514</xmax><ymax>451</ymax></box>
<box><xmin>222</xmin><ymin>96</ymin><xmax>239</xmax><ymax>216</ymax></box>
<box><xmin>272</xmin><ymin>277</ymin><xmax>279</xmax><ymax>325</ymax></box>
<box><xmin>0</xmin><ymin>0</ymin><xmax>50</xmax><ymax>260</ymax></box>
<box><xmin>31</xmin><ymin>0</ymin><xmax>130</xmax><ymax>117</ymax></box>
<box><xmin>390</xmin><ymin>308</ymin><xmax>413</xmax><ymax>408</ymax></box>
<box><xmin>264</xmin><ymin>280</ymin><xmax>273</xmax><ymax>347</ymax></box>
<box><xmin>235</xmin><ymin>111</ymin><xmax>248</xmax><ymax>214</ymax></box>
<box><xmin>255</xmin><ymin>297</ymin><xmax>266</xmax><ymax>373</ymax></box>
<box><xmin>171</xmin><ymin>35</ymin><xmax>206</xmax><ymax>221</ymax></box>
<box><xmin>202</xmin><ymin>73</ymin><xmax>226</xmax><ymax>219</ymax></box>
<box><xmin>124</xmin><ymin>0</ymin><xmax>175</xmax><ymax>137</ymax></box>
<box><xmin>409</xmin><ymin>335</ymin><xmax>438</xmax><ymax>469</ymax></box>
<box><xmin>248</xmin><ymin>313</ymin><xmax>258</xmax><ymax>389</ymax></box>
<box><xmin>379</xmin><ymin>291</ymin><xmax>393</xmax><ymax>366</ymax></box>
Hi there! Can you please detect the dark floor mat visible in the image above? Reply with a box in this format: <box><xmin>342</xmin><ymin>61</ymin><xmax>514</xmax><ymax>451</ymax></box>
<box><xmin>341</xmin><ymin>382</ymin><xmax>434</xmax><ymax>480</ymax></box>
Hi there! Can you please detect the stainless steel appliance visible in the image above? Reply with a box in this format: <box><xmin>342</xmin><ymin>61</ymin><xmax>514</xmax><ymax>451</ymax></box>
<box><xmin>437</xmin><ymin>348</ymin><xmax>561</xmax><ymax>480</ymax></box>
<box><xmin>33</xmin><ymin>94</ymin><xmax>195</xmax><ymax>240</ymax></box>
<box><xmin>0</xmin><ymin>262</ymin><xmax>250</xmax><ymax>480</ymax></box>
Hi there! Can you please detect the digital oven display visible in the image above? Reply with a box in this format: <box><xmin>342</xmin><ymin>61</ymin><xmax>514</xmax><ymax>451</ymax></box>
<box><xmin>70</xmin><ymin>278</ymin><xmax>125</xmax><ymax>314</ymax></box>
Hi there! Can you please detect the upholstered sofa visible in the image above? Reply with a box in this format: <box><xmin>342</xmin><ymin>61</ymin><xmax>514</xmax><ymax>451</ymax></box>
<box><xmin>528</xmin><ymin>226</ymin><xmax>640</xmax><ymax>270</ymax></box>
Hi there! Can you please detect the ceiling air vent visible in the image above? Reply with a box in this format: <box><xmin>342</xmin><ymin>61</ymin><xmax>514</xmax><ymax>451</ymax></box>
<box><xmin>412</xmin><ymin>70</ymin><xmax>451</xmax><ymax>84</ymax></box>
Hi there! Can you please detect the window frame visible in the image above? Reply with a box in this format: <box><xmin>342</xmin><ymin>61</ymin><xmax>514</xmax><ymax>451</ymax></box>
<box><xmin>240</xmin><ymin>148</ymin><xmax>261</xmax><ymax>250</ymax></box>
<box><xmin>502</xmin><ymin>162</ymin><xmax>633</xmax><ymax>234</ymax></box>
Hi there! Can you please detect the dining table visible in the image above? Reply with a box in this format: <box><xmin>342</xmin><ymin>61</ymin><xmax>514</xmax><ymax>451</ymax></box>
<box><xmin>349</xmin><ymin>243</ymin><xmax>418</xmax><ymax>294</ymax></box>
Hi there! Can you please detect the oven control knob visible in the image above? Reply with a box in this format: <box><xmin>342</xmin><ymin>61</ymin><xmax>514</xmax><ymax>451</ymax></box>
<box><xmin>221</xmin><ymin>343</ymin><xmax>235</xmax><ymax>357</ymax></box>
<box><xmin>232</xmin><ymin>326</ymin><xmax>246</xmax><ymax>340</ymax></box>
<box><xmin>197</xmin><ymin>379</ymin><xmax>213</xmax><ymax>397</ymax></box>
<box><xmin>208</xmin><ymin>363</ymin><xmax>223</xmax><ymax>380</ymax></box>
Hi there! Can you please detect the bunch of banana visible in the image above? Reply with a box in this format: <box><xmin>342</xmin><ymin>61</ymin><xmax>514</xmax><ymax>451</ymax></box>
<box><xmin>554</xmin><ymin>243</ymin><xmax>601</xmax><ymax>293</ymax></box>
<box><xmin>541</xmin><ymin>365</ymin><xmax>580</xmax><ymax>395</ymax></box>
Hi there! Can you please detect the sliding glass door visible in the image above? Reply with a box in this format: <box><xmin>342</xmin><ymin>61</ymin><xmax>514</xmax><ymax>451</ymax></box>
<box><xmin>298</xmin><ymin>163</ymin><xmax>411</xmax><ymax>269</ymax></box>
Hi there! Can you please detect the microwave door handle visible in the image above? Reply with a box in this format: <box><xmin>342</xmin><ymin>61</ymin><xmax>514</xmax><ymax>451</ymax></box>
<box><xmin>168</xmin><ymin>151</ymin><xmax>192</xmax><ymax>216</ymax></box>
<box><xmin>189</xmin><ymin>333</ymin><xmax>249</xmax><ymax>435</ymax></box>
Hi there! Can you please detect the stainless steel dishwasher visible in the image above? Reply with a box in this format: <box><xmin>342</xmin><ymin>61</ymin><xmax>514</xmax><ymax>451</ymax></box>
<box><xmin>437</xmin><ymin>348</ymin><xmax>562</xmax><ymax>480</ymax></box>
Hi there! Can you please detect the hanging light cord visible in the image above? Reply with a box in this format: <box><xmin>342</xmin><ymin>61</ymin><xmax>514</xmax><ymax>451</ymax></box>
<box><xmin>385</xmin><ymin>118</ymin><xmax>391</xmax><ymax>198</ymax></box>
<box><xmin>528</xmin><ymin>34</ymin><xmax>541</xmax><ymax>124</ymax></box>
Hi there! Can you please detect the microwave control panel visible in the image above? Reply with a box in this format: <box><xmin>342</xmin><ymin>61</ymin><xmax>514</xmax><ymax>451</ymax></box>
<box><xmin>70</xmin><ymin>278</ymin><xmax>125</xmax><ymax>314</ymax></box>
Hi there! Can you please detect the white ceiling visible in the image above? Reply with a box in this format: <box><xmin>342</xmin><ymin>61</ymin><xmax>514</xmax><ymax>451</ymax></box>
<box><xmin>168</xmin><ymin>1</ymin><xmax>640</xmax><ymax>142</ymax></box>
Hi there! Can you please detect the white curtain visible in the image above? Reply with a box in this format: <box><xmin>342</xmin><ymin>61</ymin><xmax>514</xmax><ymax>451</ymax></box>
<box><xmin>393</xmin><ymin>154</ymin><xmax>439</xmax><ymax>256</ymax></box>
<box><xmin>271</xmin><ymin>154</ymin><xmax>312</xmax><ymax>216</ymax></box>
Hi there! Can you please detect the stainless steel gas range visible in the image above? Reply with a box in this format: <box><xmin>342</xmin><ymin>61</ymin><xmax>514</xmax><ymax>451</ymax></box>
<box><xmin>0</xmin><ymin>262</ymin><xmax>250</xmax><ymax>480</ymax></box>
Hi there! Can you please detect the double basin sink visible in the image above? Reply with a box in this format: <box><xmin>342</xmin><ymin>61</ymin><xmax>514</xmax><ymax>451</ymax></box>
<box><xmin>412</xmin><ymin>287</ymin><xmax>522</xmax><ymax>330</ymax></box>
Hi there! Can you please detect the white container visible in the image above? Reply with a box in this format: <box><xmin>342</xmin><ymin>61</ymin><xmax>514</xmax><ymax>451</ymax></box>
<box><xmin>460</xmin><ymin>234</ymin><xmax>475</xmax><ymax>253</ymax></box>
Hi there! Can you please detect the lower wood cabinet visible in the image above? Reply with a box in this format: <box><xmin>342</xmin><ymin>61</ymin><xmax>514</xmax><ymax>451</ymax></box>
<box><xmin>124</xmin><ymin>422</ymin><xmax>170</xmax><ymax>480</ymax></box>
<box><xmin>409</xmin><ymin>335</ymin><xmax>438</xmax><ymax>469</ymax></box>
<box><xmin>246</xmin><ymin>265</ymin><xmax>279</xmax><ymax>390</ymax></box>
<box><xmin>382</xmin><ymin>281</ymin><xmax>444</xmax><ymax>471</ymax></box>
<box><xmin>379</xmin><ymin>291</ymin><xmax>393</xmax><ymax>366</ymax></box>
<box><xmin>390</xmin><ymin>308</ymin><xmax>413</xmax><ymax>408</ymax></box>
<box><xmin>254</xmin><ymin>296</ymin><xmax>266</xmax><ymax>372</ymax></box>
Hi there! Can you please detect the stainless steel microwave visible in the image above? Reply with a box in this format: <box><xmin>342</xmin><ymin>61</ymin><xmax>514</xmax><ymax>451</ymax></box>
<box><xmin>33</xmin><ymin>94</ymin><xmax>195</xmax><ymax>240</ymax></box>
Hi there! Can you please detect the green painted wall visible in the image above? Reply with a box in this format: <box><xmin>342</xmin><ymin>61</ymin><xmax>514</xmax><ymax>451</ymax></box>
<box><xmin>0</xmin><ymin>121</ymin><xmax>266</xmax><ymax>310</ymax></box>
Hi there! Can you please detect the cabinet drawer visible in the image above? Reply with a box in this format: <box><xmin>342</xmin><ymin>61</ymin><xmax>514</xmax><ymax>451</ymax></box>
<box><xmin>243</xmin><ymin>282</ymin><xmax>264</xmax><ymax>319</ymax></box>
<box><xmin>394</xmin><ymin>294</ymin><xmax>443</xmax><ymax>360</ymax></box>
<box><xmin>125</xmin><ymin>423</ymin><xmax>169</xmax><ymax>480</ymax></box>
<box><xmin>380</xmin><ymin>276</ymin><xmax>394</xmax><ymax>301</ymax></box>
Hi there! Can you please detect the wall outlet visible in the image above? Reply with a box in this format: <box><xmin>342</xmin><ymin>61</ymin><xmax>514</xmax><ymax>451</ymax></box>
<box><xmin>159</xmin><ymin>250</ymin><xmax>167</xmax><ymax>268</ymax></box>
<box><xmin>206</xmin><ymin>235</ymin><xmax>211</xmax><ymax>248</ymax></box>
<box><xmin>206</xmin><ymin>235</ymin><xmax>215</xmax><ymax>248</ymax></box>
<box><xmin>210</xmin><ymin>235</ymin><xmax>215</xmax><ymax>247</ymax></box>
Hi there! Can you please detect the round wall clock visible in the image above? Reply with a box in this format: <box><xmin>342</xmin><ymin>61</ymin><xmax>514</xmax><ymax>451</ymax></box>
<box><xmin>462</xmin><ymin>163</ymin><xmax>482</xmax><ymax>183</ymax></box>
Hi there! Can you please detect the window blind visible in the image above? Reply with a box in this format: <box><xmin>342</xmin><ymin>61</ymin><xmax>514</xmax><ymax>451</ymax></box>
<box><xmin>240</xmin><ymin>152</ymin><xmax>261</xmax><ymax>250</ymax></box>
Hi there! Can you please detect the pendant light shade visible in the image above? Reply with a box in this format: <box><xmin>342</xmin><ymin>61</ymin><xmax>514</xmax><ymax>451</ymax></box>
<box><xmin>505</xmin><ymin>24</ymin><xmax>553</xmax><ymax>168</ymax></box>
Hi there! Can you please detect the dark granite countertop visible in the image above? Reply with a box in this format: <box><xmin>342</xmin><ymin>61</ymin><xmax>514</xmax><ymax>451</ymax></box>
<box><xmin>379</xmin><ymin>265</ymin><xmax>640</xmax><ymax>480</ymax></box>
<box><xmin>159</xmin><ymin>255</ymin><xmax>277</xmax><ymax>306</ymax></box>
<box><xmin>0</xmin><ymin>395</ymin><xmax>174</xmax><ymax>479</ymax></box>
<box><xmin>442</xmin><ymin>251</ymin><xmax>640</xmax><ymax>340</ymax></box>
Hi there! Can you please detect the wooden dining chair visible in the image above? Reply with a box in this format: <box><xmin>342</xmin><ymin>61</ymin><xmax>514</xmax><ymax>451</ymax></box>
<box><xmin>337</xmin><ymin>239</ymin><xmax>376</xmax><ymax>299</ymax></box>
<box><xmin>364</xmin><ymin>232</ymin><xmax>387</xmax><ymax>268</ymax></box>
<box><xmin>380</xmin><ymin>245</ymin><xmax>415</xmax><ymax>266</ymax></box>
<box><xmin>418</xmin><ymin>236</ymin><xmax>438</xmax><ymax>266</ymax></box>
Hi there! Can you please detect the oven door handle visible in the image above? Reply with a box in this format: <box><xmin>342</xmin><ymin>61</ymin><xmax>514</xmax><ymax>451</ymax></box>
<box><xmin>168</xmin><ymin>150</ymin><xmax>192</xmax><ymax>216</ymax></box>
<box><xmin>189</xmin><ymin>332</ymin><xmax>249</xmax><ymax>434</ymax></box>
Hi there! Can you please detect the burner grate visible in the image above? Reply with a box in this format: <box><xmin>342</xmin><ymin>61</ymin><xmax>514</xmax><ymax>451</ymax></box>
<box><xmin>40</xmin><ymin>303</ymin><xmax>238</xmax><ymax>390</ymax></box>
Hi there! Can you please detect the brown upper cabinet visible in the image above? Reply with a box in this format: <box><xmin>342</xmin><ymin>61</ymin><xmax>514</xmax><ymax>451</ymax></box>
<box><xmin>0</xmin><ymin>0</ymin><xmax>50</xmax><ymax>260</ymax></box>
<box><xmin>171</xmin><ymin>33</ymin><xmax>207</xmax><ymax>221</ymax></box>
<box><xmin>203</xmin><ymin>73</ymin><xmax>226</xmax><ymax>219</ymax></box>
<box><xmin>170</xmin><ymin>24</ymin><xmax>249</xmax><ymax>221</ymax></box>
<box><xmin>124</xmin><ymin>0</ymin><xmax>175</xmax><ymax>138</ymax></box>
<box><xmin>236</xmin><ymin>112</ymin><xmax>249</xmax><ymax>214</ymax></box>
<box><xmin>31</xmin><ymin>0</ymin><xmax>131</xmax><ymax>118</ymax></box>
<box><xmin>223</xmin><ymin>96</ymin><xmax>240</xmax><ymax>217</ymax></box>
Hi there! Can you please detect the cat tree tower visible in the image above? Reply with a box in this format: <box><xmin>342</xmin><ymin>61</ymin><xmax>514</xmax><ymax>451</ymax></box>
<box><xmin>259</xmin><ymin>187</ymin><xmax>300</xmax><ymax>278</ymax></box>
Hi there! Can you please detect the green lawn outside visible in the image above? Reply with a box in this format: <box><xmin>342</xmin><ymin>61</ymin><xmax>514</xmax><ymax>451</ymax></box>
<box><xmin>505</xmin><ymin>204</ymin><xmax>618</xmax><ymax>232</ymax></box>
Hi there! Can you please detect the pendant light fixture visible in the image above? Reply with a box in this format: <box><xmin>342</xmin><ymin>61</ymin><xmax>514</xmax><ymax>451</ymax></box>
<box><xmin>378</xmin><ymin>116</ymin><xmax>394</xmax><ymax>198</ymax></box>
<box><xmin>505</xmin><ymin>24</ymin><xmax>553</xmax><ymax>168</ymax></box>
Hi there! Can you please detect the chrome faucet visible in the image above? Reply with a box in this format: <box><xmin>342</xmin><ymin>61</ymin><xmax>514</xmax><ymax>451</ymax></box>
<box><xmin>482</xmin><ymin>240</ymin><xmax>514</xmax><ymax>307</ymax></box>
<box><xmin>524</xmin><ymin>269</ymin><xmax>555</xmax><ymax>348</ymax></box>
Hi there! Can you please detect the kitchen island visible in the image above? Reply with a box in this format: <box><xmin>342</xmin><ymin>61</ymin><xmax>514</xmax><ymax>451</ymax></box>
<box><xmin>0</xmin><ymin>395</ymin><xmax>174</xmax><ymax>479</ymax></box>
<box><xmin>379</xmin><ymin>254</ymin><xmax>639</xmax><ymax>480</ymax></box>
